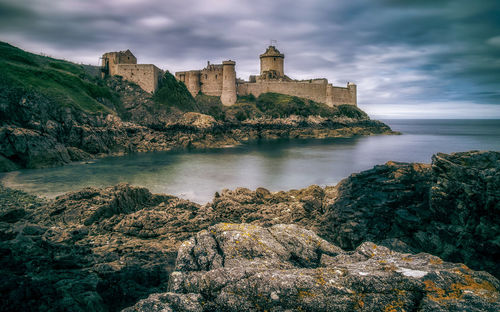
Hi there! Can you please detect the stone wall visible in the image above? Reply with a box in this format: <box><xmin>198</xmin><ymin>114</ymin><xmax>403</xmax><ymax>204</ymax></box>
<box><xmin>200</xmin><ymin>64</ymin><xmax>224</xmax><ymax>96</ymax></box>
<box><xmin>238</xmin><ymin>81</ymin><xmax>327</xmax><ymax>103</ymax></box>
<box><xmin>102</xmin><ymin>50</ymin><xmax>137</xmax><ymax>77</ymax></box>
<box><xmin>176</xmin><ymin>71</ymin><xmax>201</xmax><ymax>97</ymax></box>
<box><xmin>238</xmin><ymin>81</ymin><xmax>356</xmax><ymax>106</ymax></box>
<box><xmin>327</xmin><ymin>84</ymin><xmax>357</xmax><ymax>106</ymax></box>
<box><xmin>115</xmin><ymin>64</ymin><xmax>161</xmax><ymax>93</ymax></box>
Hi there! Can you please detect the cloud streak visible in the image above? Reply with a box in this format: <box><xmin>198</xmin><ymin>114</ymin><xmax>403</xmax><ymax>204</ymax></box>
<box><xmin>0</xmin><ymin>0</ymin><xmax>499</xmax><ymax>117</ymax></box>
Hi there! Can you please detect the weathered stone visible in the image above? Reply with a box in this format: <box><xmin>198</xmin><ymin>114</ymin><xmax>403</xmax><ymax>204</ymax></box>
<box><xmin>127</xmin><ymin>223</ymin><xmax>499</xmax><ymax>312</ymax></box>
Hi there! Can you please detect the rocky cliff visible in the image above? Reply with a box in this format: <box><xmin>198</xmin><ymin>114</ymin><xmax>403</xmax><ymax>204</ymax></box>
<box><xmin>0</xmin><ymin>41</ymin><xmax>395</xmax><ymax>172</ymax></box>
<box><xmin>0</xmin><ymin>151</ymin><xmax>498</xmax><ymax>311</ymax></box>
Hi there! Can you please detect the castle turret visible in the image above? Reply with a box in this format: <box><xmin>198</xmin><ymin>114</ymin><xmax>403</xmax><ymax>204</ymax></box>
<box><xmin>260</xmin><ymin>46</ymin><xmax>284</xmax><ymax>78</ymax></box>
<box><xmin>221</xmin><ymin>60</ymin><xmax>237</xmax><ymax>106</ymax></box>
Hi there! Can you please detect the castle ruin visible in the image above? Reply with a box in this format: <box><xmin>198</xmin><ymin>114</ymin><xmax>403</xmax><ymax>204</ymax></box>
<box><xmin>101</xmin><ymin>50</ymin><xmax>161</xmax><ymax>93</ymax></box>
<box><xmin>176</xmin><ymin>46</ymin><xmax>357</xmax><ymax>107</ymax></box>
<box><xmin>101</xmin><ymin>46</ymin><xmax>356</xmax><ymax>107</ymax></box>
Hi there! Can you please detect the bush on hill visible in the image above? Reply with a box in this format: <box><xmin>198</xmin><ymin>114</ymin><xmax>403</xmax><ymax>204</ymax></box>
<box><xmin>153</xmin><ymin>72</ymin><xmax>197</xmax><ymax>111</ymax></box>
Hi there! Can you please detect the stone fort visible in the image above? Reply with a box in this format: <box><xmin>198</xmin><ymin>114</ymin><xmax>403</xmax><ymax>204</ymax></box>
<box><xmin>101</xmin><ymin>49</ymin><xmax>161</xmax><ymax>93</ymax></box>
<box><xmin>101</xmin><ymin>46</ymin><xmax>356</xmax><ymax>107</ymax></box>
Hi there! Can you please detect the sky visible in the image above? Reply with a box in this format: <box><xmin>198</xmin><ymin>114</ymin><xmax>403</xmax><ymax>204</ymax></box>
<box><xmin>1</xmin><ymin>0</ymin><xmax>499</xmax><ymax>118</ymax></box>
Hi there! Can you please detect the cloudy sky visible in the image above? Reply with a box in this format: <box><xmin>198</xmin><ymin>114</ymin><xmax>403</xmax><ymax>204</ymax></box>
<box><xmin>1</xmin><ymin>0</ymin><xmax>499</xmax><ymax>118</ymax></box>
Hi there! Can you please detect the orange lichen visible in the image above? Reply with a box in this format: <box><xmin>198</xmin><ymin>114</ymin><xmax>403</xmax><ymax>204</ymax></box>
<box><xmin>353</xmin><ymin>292</ymin><xmax>366</xmax><ymax>311</ymax></box>
<box><xmin>428</xmin><ymin>256</ymin><xmax>443</xmax><ymax>265</ymax></box>
<box><xmin>297</xmin><ymin>290</ymin><xmax>316</xmax><ymax>299</ymax></box>
<box><xmin>424</xmin><ymin>275</ymin><xmax>498</xmax><ymax>304</ymax></box>
<box><xmin>314</xmin><ymin>270</ymin><xmax>327</xmax><ymax>286</ymax></box>
<box><xmin>383</xmin><ymin>289</ymin><xmax>408</xmax><ymax>312</ymax></box>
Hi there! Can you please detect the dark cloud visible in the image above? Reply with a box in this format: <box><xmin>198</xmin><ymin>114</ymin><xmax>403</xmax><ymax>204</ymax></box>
<box><xmin>0</xmin><ymin>0</ymin><xmax>498</xmax><ymax>117</ymax></box>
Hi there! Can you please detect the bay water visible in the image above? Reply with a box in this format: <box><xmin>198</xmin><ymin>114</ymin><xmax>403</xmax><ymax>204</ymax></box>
<box><xmin>2</xmin><ymin>119</ymin><xmax>499</xmax><ymax>203</ymax></box>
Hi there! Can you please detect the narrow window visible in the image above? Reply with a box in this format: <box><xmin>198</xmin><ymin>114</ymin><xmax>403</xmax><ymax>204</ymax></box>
<box><xmin>215</xmin><ymin>75</ymin><xmax>217</xmax><ymax>79</ymax></box>
<box><xmin>205</xmin><ymin>74</ymin><xmax>208</xmax><ymax>79</ymax></box>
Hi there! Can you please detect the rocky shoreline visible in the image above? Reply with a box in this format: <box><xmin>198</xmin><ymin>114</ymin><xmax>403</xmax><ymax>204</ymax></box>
<box><xmin>0</xmin><ymin>150</ymin><xmax>498</xmax><ymax>311</ymax></box>
<box><xmin>0</xmin><ymin>108</ymin><xmax>394</xmax><ymax>172</ymax></box>
<box><xmin>0</xmin><ymin>73</ymin><xmax>395</xmax><ymax>172</ymax></box>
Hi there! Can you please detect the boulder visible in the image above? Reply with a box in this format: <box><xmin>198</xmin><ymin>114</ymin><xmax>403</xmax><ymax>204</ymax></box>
<box><xmin>125</xmin><ymin>223</ymin><xmax>500</xmax><ymax>312</ymax></box>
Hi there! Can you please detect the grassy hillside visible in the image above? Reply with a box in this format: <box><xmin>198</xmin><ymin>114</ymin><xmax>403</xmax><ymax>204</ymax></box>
<box><xmin>0</xmin><ymin>42</ymin><xmax>115</xmax><ymax>114</ymax></box>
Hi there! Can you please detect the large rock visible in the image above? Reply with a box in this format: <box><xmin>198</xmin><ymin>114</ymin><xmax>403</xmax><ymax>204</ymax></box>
<box><xmin>0</xmin><ymin>184</ymin><xmax>206</xmax><ymax>311</ymax></box>
<box><xmin>321</xmin><ymin>150</ymin><xmax>500</xmax><ymax>277</ymax></box>
<box><xmin>0</xmin><ymin>125</ymin><xmax>71</xmax><ymax>168</ymax></box>
<box><xmin>125</xmin><ymin>223</ymin><xmax>499</xmax><ymax>312</ymax></box>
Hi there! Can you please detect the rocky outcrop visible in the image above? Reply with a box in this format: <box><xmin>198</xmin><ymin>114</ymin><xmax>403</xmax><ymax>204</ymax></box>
<box><xmin>1</xmin><ymin>151</ymin><xmax>498</xmax><ymax>311</ymax></box>
<box><xmin>206</xmin><ymin>151</ymin><xmax>500</xmax><ymax>278</ymax></box>
<box><xmin>0</xmin><ymin>184</ymin><xmax>205</xmax><ymax>311</ymax></box>
<box><xmin>125</xmin><ymin>223</ymin><xmax>499</xmax><ymax>312</ymax></box>
<box><xmin>321</xmin><ymin>151</ymin><xmax>500</xmax><ymax>278</ymax></box>
<box><xmin>0</xmin><ymin>78</ymin><xmax>395</xmax><ymax>171</ymax></box>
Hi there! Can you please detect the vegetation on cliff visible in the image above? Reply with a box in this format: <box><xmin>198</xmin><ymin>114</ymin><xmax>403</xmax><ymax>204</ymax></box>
<box><xmin>153</xmin><ymin>71</ymin><xmax>197</xmax><ymax>111</ymax></box>
<box><xmin>0</xmin><ymin>42</ymin><xmax>115</xmax><ymax>115</ymax></box>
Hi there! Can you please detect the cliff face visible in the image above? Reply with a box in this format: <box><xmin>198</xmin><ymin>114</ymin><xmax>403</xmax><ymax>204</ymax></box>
<box><xmin>0</xmin><ymin>88</ymin><xmax>393</xmax><ymax>171</ymax></box>
<box><xmin>0</xmin><ymin>151</ymin><xmax>498</xmax><ymax>311</ymax></box>
<box><xmin>0</xmin><ymin>41</ymin><xmax>395</xmax><ymax>172</ymax></box>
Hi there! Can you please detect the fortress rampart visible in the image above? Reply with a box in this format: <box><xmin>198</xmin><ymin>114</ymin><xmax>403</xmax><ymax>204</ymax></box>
<box><xmin>100</xmin><ymin>46</ymin><xmax>356</xmax><ymax>106</ymax></box>
<box><xmin>176</xmin><ymin>46</ymin><xmax>357</xmax><ymax>107</ymax></box>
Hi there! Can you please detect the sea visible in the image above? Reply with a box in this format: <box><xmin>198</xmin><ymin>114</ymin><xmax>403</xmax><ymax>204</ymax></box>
<box><xmin>1</xmin><ymin>119</ymin><xmax>499</xmax><ymax>204</ymax></box>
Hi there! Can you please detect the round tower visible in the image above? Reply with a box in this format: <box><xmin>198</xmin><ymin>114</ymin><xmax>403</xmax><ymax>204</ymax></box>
<box><xmin>260</xmin><ymin>46</ymin><xmax>284</xmax><ymax>77</ymax></box>
<box><xmin>186</xmin><ymin>71</ymin><xmax>201</xmax><ymax>97</ymax></box>
<box><xmin>221</xmin><ymin>60</ymin><xmax>236</xmax><ymax>106</ymax></box>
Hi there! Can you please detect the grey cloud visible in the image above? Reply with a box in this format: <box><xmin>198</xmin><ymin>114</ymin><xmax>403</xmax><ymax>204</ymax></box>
<box><xmin>0</xmin><ymin>0</ymin><xmax>499</xmax><ymax>115</ymax></box>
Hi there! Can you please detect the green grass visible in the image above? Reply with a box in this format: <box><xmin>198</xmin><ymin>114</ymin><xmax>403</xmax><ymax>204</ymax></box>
<box><xmin>0</xmin><ymin>41</ymin><xmax>114</xmax><ymax>113</ymax></box>
<box><xmin>153</xmin><ymin>71</ymin><xmax>197</xmax><ymax>111</ymax></box>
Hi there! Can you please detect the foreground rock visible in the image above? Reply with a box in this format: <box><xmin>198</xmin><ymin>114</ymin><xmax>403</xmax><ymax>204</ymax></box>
<box><xmin>0</xmin><ymin>150</ymin><xmax>498</xmax><ymax>311</ymax></box>
<box><xmin>0</xmin><ymin>184</ymin><xmax>206</xmax><ymax>311</ymax></box>
<box><xmin>320</xmin><ymin>150</ymin><xmax>500</xmax><ymax>278</ymax></box>
<box><xmin>126</xmin><ymin>223</ymin><xmax>499</xmax><ymax>312</ymax></box>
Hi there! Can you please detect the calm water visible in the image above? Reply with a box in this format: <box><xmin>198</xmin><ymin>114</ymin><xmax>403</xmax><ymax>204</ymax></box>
<box><xmin>2</xmin><ymin>119</ymin><xmax>499</xmax><ymax>203</ymax></box>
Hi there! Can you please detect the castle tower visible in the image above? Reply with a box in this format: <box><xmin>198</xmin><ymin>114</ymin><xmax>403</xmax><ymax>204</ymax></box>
<box><xmin>348</xmin><ymin>82</ymin><xmax>357</xmax><ymax>106</ymax></box>
<box><xmin>221</xmin><ymin>60</ymin><xmax>237</xmax><ymax>106</ymax></box>
<box><xmin>185</xmin><ymin>71</ymin><xmax>201</xmax><ymax>97</ymax></box>
<box><xmin>260</xmin><ymin>46</ymin><xmax>284</xmax><ymax>78</ymax></box>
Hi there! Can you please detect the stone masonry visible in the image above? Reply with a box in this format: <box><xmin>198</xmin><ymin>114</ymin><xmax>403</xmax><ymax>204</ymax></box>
<box><xmin>176</xmin><ymin>45</ymin><xmax>357</xmax><ymax>106</ymax></box>
<box><xmin>101</xmin><ymin>50</ymin><xmax>161</xmax><ymax>93</ymax></box>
